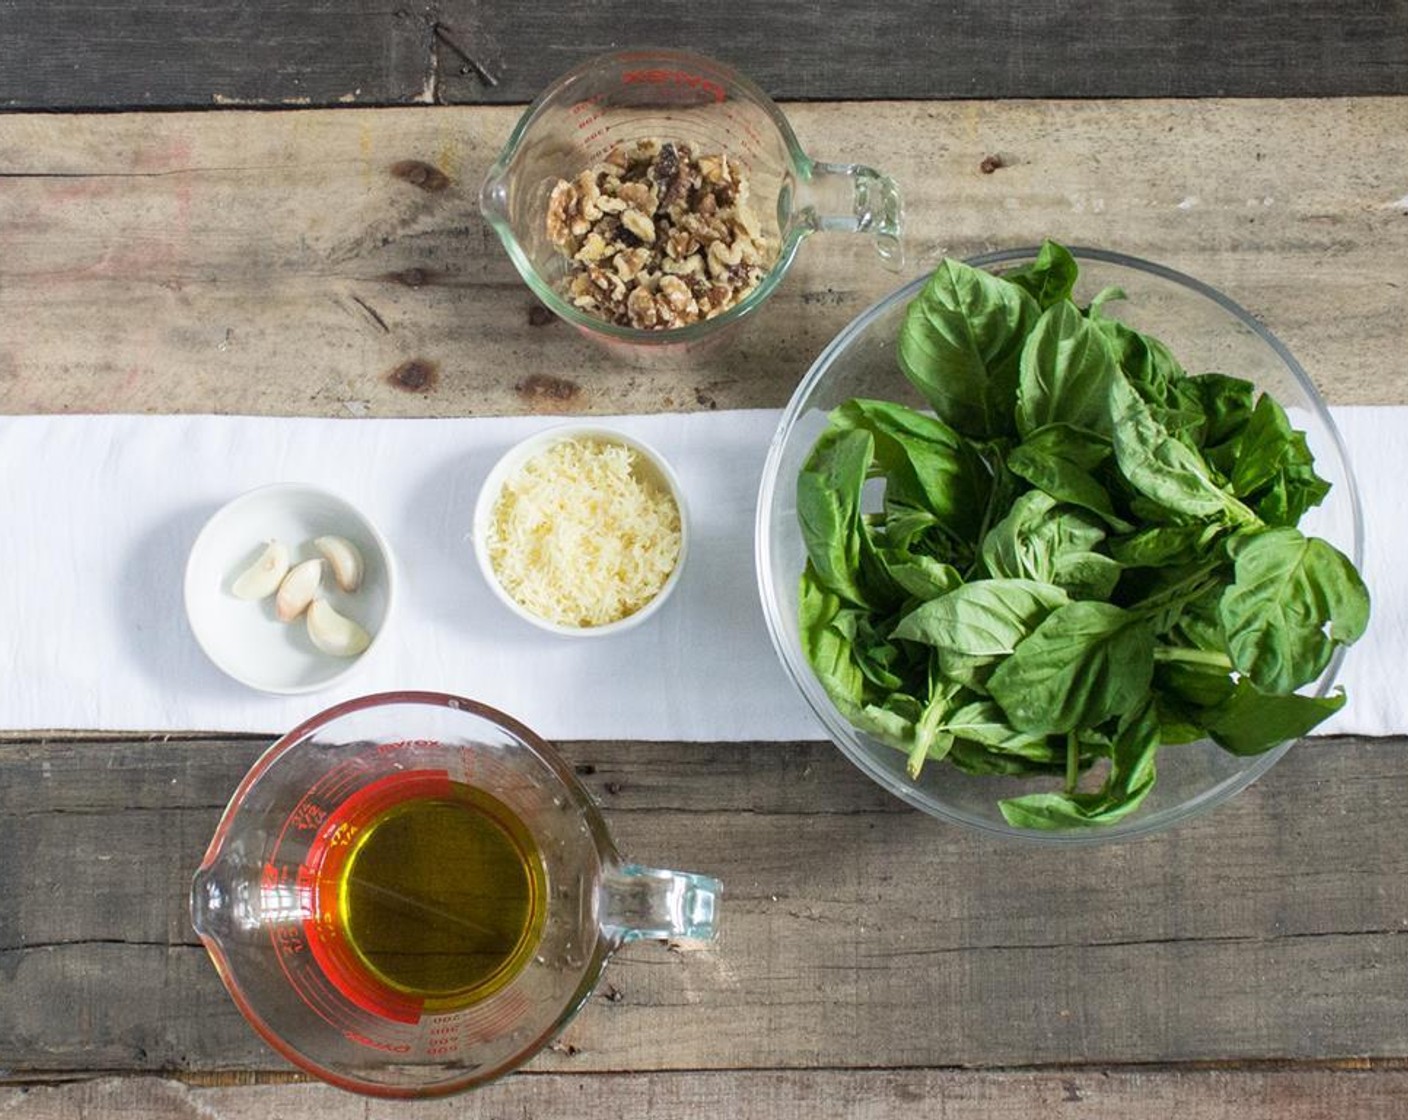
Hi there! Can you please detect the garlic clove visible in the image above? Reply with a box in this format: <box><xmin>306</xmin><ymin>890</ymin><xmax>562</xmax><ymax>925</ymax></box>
<box><xmin>275</xmin><ymin>559</ymin><xmax>323</xmax><ymax>622</ymax></box>
<box><xmin>232</xmin><ymin>540</ymin><xmax>290</xmax><ymax>601</ymax></box>
<box><xmin>313</xmin><ymin>535</ymin><xmax>364</xmax><ymax>593</ymax></box>
<box><xmin>306</xmin><ymin>598</ymin><xmax>372</xmax><ymax>657</ymax></box>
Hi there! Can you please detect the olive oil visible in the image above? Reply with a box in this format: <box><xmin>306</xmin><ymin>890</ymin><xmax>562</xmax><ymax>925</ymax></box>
<box><xmin>317</xmin><ymin>780</ymin><xmax>546</xmax><ymax>1012</ymax></box>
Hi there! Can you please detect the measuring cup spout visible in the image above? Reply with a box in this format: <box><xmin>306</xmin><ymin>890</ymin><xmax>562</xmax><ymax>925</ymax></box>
<box><xmin>791</xmin><ymin>161</ymin><xmax>905</xmax><ymax>270</ymax></box>
<box><xmin>479</xmin><ymin>166</ymin><xmax>511</xmax><ymax>231</ymax></box>
<box><xmin>190</xmin><ymin>860</ymin><xmax>229</xmax><ymax>940</ymax></box>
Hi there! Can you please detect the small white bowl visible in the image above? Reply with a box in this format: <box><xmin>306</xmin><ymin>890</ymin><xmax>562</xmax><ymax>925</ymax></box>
<box><xmin>184</xmin><ymin>483</ymin><xmax>397</xmax><ymax>693</ymax></box>
<box><xmin>472</xmin><ymin>424</ymin><xmax>689</xmax><ymax>637</ymax></box>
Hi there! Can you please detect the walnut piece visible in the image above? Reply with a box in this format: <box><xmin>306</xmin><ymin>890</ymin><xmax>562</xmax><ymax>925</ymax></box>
<box><xmin>544</xmin><ymin>139</ymin><xmax>777</xmax><ymax>331</ymax></box>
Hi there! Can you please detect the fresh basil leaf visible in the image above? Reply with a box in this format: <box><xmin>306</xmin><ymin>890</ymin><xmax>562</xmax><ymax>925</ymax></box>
<box><xmin>1152</xmin><ymin>378</ymin><xmax>1210</xmax><ymax>452</ymax></box>
<box><xmin>1124</xmin><ymin>561</ymin><xmax>1227</xmax><ymax>637</ymax></box>
<box><xmin>1015</xmin><ymin>301</ymin><xmax>1119</xmax><ymax>439</ymax></box>
<box><xmin>1228</xmin><ymin>393</ymin><xmax>1304</xmax><ymax>496</ymax></box>
<box><xmin>1193</xmin><ymin>372</ymin><xmax>1257</xmax><ymax>451</ymax></box>
<box><xmin>982</xmin><ymin>491</ymin><xmax>1101</xmax><ymax>573</ymax></box>
<box><xmin>1091</xmin><ymin>315</ymin><xmax>1206</xmax><ymax>453</ymax></box>
<box><xmin>1228</xmin><ymin>395</ymin><xmax>1331</xmax><ymax>526</ymax></box>
<box><xmin>898</xmin><ymin>259</ymin><xmax>1040</xmax><ymax>439</ymax></box>
<box><xmin>892</xmin><ymin>578</ymin><xmax>1069</xmax><ymax>655</ymax></box>
<box><xmin>1220</xmin><ymin>527</ymin><xmax>1370</xmax><ymax>693</ymax></box>
<box><xmin>1007</xmin><ymin>425</ymin><xmax>1131</xmax><ymax>530</ymax></box>
<box><xmin>1153</xmin><ymin>704</ymin><xmax>1205</xmax><ymax>746</ymax></box>
<box><xmin>797</xmin><ymin>426</ymin><xmax>906</xmax><ymax>610</ymax></box>
<box><xmin>948</xmin><ymin>738</ymin><xmax>1058</xmax><ymax>777</ymax></box>
<box><xmin>998</xmin><ymin>699</ymin><xmax>1160</xmax><ymax>828</ymax></box>
<box><xmin>1154</xmin><ymin>657</ymin><xmax>1237</xmax><ymax>709</ymax></box>
<box><xmin>989</xmin><ymin>601</ymin><xmax>1155</xmax><ymax>733</ymax></box>
<box><xmin>1171</xmin><ymin>583</ymin><xmax>1228</xmax><ymax>653</ymax></box>
<box><xmin>881</xmin><ymin>552</ymin><xmax>965</xmax><ymax>600</ymax></box>
<box><xmin>1109</xmin><ymin>372</ymin><xmax>1257</xmax><ymax>525</ymax></box>
<box><xmin>1092</xmin><ymin>315</ymin><xmax>1186</xmax><ymax>400</ymax></box>
<box><xmin>936</xmin><ymin>648</ymin><xmax>1002</xmax><ymax>696</ymax></box>
<box><xmin>842</xmin><ymin>612</ymin><xmax>906</xmax><ymax>692</ymax></box>
<box><xmin>831</xmin><ymin>398</ymin><xmax>990</xmax><ymax>543</ymax></box>
<box><xmin>1109</xmin><ymin>523</ymin><xmax>1223</xmax><ymax>568</ymax></box>
<box><xmin>797</xmin><ymin>428</ymin><xmax>873</xmax><ymax>606</ymax></box>
<box><xmin>1052</xmin><ymin>551</ymin><xmax>1123</xmax><ymax>601</ymax></box>
<box><xmin>1010</xmin><ymin>423</ymin><xmax>1111</xmax><ymax>470</ymax></box>
<box><xmin>798</xmin><ymin>566</ymin><xmax>865</xmax><ymax>709</ymax></box>
<box><xmin>1205</xmin><ymin>682</ymin><xmax>1347</xmax><ymax>755</ymax></box>
<box><xmin>1250</xmin><ymin>436</ymin><xmax>1331</xmax><ymax>527</ymax></box>
<box><xmin>980</xmin><ymin>490</ymin><xmax>1120</xmax><ymax>598</ymax></box>
<box><xmin>942</xmin><ymin>700</ymin><xmax>1055</xmax><ymax>760</ymax></box>
<box><xmin>1002</xmin><ymin>240</ymin><xmax>1079</xmax><ymax>309</ymax></box>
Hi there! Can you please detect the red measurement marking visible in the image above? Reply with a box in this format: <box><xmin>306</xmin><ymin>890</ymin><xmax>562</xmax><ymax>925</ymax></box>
<box><xmin>288</xmin><ymin>801</ymin><xmax>327</xmax><ymax>832</ymax></box>
<box><xmin>343</xmin><ymin>1029</ymin><xmax>412</xmax><ymax>1054</ymax></box>
<box><xmin>261</xmin><ymin>861</ymin><xmax>292</xmax><ymax>892</ymax></box>
<box><xmin>621</xmin><ymin>68</ymin><xmax>726</xmax><ymax>103</ymax></box>
<box><xmin>273</xmin><ymin>926</ymin><xmax>307</xmax><ymax>957</ymax></box>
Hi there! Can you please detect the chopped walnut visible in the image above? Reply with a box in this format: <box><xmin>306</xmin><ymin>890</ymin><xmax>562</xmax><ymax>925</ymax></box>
<box><xmin>621</xmin><ymin>208</ymin><xmax>657</xmax><ymax>244</ymax></box>
<box><xmin>614</xmin><ymin>246</ymin><xmax>652</xmax><ymax>282</ymax></box>
<box><xmin>544</xmin><ymin>139</ymin><xmax>777</xmax><ymax>331</ymax></box>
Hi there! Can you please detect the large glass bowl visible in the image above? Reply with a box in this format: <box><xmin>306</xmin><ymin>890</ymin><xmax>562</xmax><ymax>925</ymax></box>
<box><xmin>755</xmin><ymin>247</ymin><xmax>1364</xmax><ymax>843</ymax></box>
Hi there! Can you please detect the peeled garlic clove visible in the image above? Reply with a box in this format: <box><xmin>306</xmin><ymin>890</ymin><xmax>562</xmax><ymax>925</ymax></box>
<box><xmin>232</xmin><ymin>540</ymin><xmax>290</xmax><ymax>601</ymax></box>
<box><xmin>275</xmin><ymin>559</ymin><xmax>323</xmax><ymax>622</ymax></box>
<box><xmin>313</xmin><ymin>535</ymin><xmax>364</xmax><ymax>593</ymax></box>
<box><xmin>306</xmin><ymin>598</ymin><xmax>372</xmax><ymax>657</ymax></box>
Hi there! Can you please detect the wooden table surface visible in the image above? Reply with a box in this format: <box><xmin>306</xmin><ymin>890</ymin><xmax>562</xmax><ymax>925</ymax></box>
<box><xmin>2</xmin><ymin>5</ymin><xmax>1408</xmax><ymax>1117</ymax></box>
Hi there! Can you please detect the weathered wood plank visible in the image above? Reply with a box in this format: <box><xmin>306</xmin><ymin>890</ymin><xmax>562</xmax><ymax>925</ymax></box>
<box><xmin>1</xmin><ymin>101</ymin><xmax>1403</xmax><ymax>419</ymax></box>
<box><xmin>2</xmin><ymin>736</ymin><xmax>1406</xmax><ymax>1075</ymax></box>
<box><xmin>2</xmin><ymin>1</ymin><xmax>1407</xmax><ymax>109</ymax></box>
<box><xmin>0</xmin><ymin>1</ymin><xmax>433</xmax><ymax>111</ymax></box>
<box><xmin>429</xmin><ymin>1</ymin><xmax>1408</xmax><ymax>103</ymax></box>
<box><xmin>6</xmin><ymin>1069</ymin><xmax>1408</xmax><ymax>1120</ymax></box>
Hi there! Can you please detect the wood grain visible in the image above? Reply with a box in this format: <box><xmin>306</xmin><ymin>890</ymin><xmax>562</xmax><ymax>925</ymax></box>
<box><xmin>6</xmin><ymin>1069</ymin><xmax>1408</xmax><ymax>1120</ymax></box>
<box><xmin>1</xmin><ymin>101</ymin><xmax>1403</xmax><ymax>420</ymax></box>
<box><xmin>2</xmin><ymin>735</ymin><xmax>1407</xmax><ymax>1076</ymax></box>
<box><xmin>1</xmin><ymin>1</ymin><xmax>1406</xmax><ymax>109</ymax></box>
<box><xmin>0</xmin><ymin>1</ymin><xmax>433</xmax><ymax>111</ymax></box>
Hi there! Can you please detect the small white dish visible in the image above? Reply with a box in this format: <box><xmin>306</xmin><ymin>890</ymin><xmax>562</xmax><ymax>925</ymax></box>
<box><xmin>472</xmin><ymin>424</ymin><xmax>689</xmax><ymax>637</ymax></box>
<box><xmin>184</xmin><ymin>483</ymin><xmax>396</xmax><ymax>693</ymax></box>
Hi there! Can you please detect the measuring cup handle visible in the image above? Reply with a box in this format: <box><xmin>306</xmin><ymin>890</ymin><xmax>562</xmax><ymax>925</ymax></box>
<box><xmin>793</xmin><ymin>160</ymin><xmax>904</xmax><ymax>270</ymax></box>
<box><xmin>601</xmin><ymin>863</ymin><xmax>720</xmax><ymax>944</ymax></box>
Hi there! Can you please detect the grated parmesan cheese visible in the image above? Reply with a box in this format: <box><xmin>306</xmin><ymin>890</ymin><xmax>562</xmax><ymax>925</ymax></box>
<box><xmin>486</xmin><ymin>437</ymin><xmax>682</xmax><ymax>628</ymax></box>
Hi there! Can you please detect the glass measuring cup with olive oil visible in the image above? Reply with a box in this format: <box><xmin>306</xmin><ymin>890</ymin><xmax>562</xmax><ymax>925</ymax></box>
<box><xmin>192</xmin><ymin>692</ymin><xmax>719</xmax><ymax>1098</ymax></box>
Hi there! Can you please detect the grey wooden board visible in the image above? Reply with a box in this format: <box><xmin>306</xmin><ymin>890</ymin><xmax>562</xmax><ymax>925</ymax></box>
<box><xmin>2</xmin><ymin>102</ymin><xmax>1405</xmax><ymax>420</ymax></box>
<box><xmin>2</xmin><ymin>1</ymin><xmax>1408</xmax><ymax>109</ymax></box>
<box><xmin>2</xmin><ymin>735</ymin><xmax>1407</xmax><ymax>1076</ymax></box>
<box><xmin>6</xmin><ymin>1069</ymin><xmax>1408</xmax><ymax>1119</ymax></box>
<box><xmin>0</xmin><ymin>1</ymin><xmax>433</xmax><ymax>111</ymax></box>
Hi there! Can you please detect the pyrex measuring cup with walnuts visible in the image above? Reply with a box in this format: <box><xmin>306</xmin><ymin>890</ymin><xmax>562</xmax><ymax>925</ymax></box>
<box><xmin>190</xmin><ymin>691</ymin><xmax>719</xmax><ymax>1098</ymax></box>
<box><xmin>479</xmin><ymin>48</ymin><xmax>903</xmax><ymax>346</ymax></box>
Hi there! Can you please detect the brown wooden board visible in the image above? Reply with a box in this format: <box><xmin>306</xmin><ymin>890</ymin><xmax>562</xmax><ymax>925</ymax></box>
<box><xmin>1</xmin><ymin>101</ymin><xmax>1405</xmax><ymax>420</ymax></box>
<box><xmin>1</xmin><ymin>735</ymin><xmax>1406</xmax><ymax>1077</ymax></box>
<box><xmin>6</xmin><ymin>1069</ymin><xmax>1408</xmax><ymax>1119</ymax></box>
<box><xmin>1</xmin><ymin>1</ymin><xmax>1407</xmax><ymax>109</ymax></box>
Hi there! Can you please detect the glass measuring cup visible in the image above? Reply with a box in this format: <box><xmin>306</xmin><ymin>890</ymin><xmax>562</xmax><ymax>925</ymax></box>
<box><xmin>479</xmin><ymin>48</ymin><xmax>903</xmax><ymax>347</ymax></box>
<box><xmin>190</xmin><ymin>691</ymin><xmax>719</xmax><ymax>1098</ymax></box>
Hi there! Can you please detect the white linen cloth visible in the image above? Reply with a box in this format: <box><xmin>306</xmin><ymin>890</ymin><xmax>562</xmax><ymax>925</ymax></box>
<box><xmin>0</xmin><ymin>408</ymin><xmax>1396</xmax><ymax>739</ymax></box>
